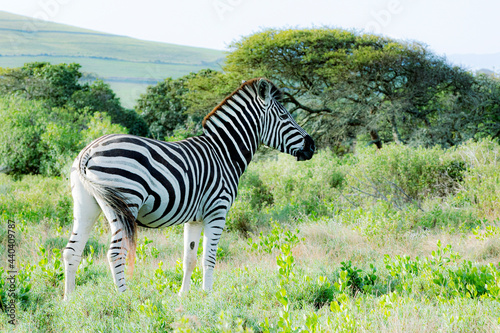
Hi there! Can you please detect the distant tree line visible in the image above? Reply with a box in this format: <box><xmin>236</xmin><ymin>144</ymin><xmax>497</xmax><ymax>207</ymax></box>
<box><xmin>1</xmin><ymin>28</ymin><xmax>499</xmax><ymax>176</ymax></box>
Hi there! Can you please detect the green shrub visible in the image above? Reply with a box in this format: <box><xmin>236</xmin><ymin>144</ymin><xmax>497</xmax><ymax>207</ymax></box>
<box><xmin>247</xmin><ymin>221</ymin><xmax>302</xmax><ymax>254</ymax></box>
<box><xmin>349</xmin><ymin>144</ymin><xmax>465</xmax><ymax>203</ymax></box>
<box><xmin>40</xmin><ymin>111</ymin><xmax>127</xmax><ymax>177</ymax></box>
<box><xmin>39</xmin><ymin>116</ymin><xmax>81</xmax><ymax>177</ymax></box>
<box><xmin>382</xmin><ymin>240</ymin><xmax>500</xmax><ymax>300</ymax></box>
<box><xmin>0</xmin><ymin>96</ymin><xmax>49</xmax><ymax>175</ymax></box>
<box><xmin>0</xmin><ymin>174</ymin><xmax>70</xmax><ymax>225</ymax></box>
<box><xmin>456</xmin><ymin>138</ymin><xmax>500</xmax><ymax>221</ymax></box>
<box><xmin>289</xmin><ymin>275</ymin><xmax>335</xmax><ymax>310</ymax></box>
<box><xmin>0</xmin><ymin>95</ymin><xmax>129</xmax><ymax>177</ymax></box>
<box><xmin>239</xmin><ymin>170</ymin><xmax>274</xmax><ymax>210</ymax></box>
<box><xmin>328</xmin><ymin>170</ymin><xmax>345</xmax><ymax>189</ymax></box>
<box><xmin>234</xmin><ymin>150</ymin><xmax>344</xmax><ymax>229</ymax></box>
<box><xmin>339</xmin><ymin>260</ymin><xmax>377</xmax><ymax>295</ymax></box>
<box><xmin>226</xmin><ymin>200</ymin><xmax>257</xmax><ymax>237</ymax></box>
<box><xmin>417</xmin><ymin>204</ymin><xmax>478</xmax><ymax>229</ymax></box>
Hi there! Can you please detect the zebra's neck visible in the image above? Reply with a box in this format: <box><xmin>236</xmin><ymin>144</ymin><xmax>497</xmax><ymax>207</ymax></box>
<box><xmin>201</xmin><ymin>86</ymin><xmax>262</xmax><ymax>178</ymax></box>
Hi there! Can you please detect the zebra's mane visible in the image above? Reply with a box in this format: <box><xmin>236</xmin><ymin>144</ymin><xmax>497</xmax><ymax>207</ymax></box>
<box><xmin>202</xmin><ymin>78</ymin><xmax>283</xmax><ymax>128</ymax></box>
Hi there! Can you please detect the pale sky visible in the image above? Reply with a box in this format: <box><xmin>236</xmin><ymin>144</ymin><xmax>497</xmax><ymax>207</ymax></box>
<box><xmin>1</xmin><ymin>0</ymin><xmax>499</xmax><ymax>57</ymax></box>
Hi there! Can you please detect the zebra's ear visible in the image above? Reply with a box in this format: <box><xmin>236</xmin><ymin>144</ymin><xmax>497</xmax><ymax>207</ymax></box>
<box><xmin>257</xmin><ymin>79</ymin><xmax>269</xmax><ymax>101</ymax></box>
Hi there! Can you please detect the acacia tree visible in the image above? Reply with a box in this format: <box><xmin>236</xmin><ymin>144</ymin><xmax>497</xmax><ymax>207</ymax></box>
<box><xmin>183</xmin><ymin>69</ymin><xmax>241</xmax><ymax>121</ymax></box>
<box><xmin>223</xmin><ymin>28</ymin><xmax>484</xmax><ymax>148</ymax></box>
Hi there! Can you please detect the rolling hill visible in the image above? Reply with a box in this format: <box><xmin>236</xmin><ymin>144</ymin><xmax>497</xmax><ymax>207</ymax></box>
<box><xmin>0</xmin><ymin>11</ymin><xmax>225</xmax><ymax>108</ymax></box>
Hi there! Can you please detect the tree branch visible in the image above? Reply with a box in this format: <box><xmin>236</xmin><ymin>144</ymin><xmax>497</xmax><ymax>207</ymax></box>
<box><xmin>284</xmin><ymin>92</ymin><xmax>334</xmax><ymax>114</ymax></box>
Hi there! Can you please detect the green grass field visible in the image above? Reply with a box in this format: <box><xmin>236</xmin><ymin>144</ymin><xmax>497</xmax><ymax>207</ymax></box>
<box><xmin>1</xmin><ymin>139</ymin><xmax>500</xmax><ymax>332</ymax></box>
<box><xmin>0</xmin><ymin>11</ymin><xmax>224</xmax><ymax>108</ymax></box>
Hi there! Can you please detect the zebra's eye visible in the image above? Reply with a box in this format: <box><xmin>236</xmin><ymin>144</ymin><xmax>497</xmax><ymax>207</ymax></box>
<box><xmin>278</xmin><ymin>113</ymin><xmax>288</xmax><ymax>121</ymax></box>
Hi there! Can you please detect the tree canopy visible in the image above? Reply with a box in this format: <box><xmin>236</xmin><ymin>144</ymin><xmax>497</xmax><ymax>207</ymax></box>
<box><xmin>223</xmin><ymin>28</ymin><xmax>500</xmax><ymax>148</ymax></box>
<box><xmin>0</xmin><ymin>62</ymin><xmax>148</xmax><ymax>136</ymax></box>
<box><xmin>135</xmin><ymin>69</ymin><xmax>243</xmax><ymax>140</ymax></box>
<box><xmin>135</xmin><ymin>76</ymin><xmax>189</xmax><ymax>140</ymax></box>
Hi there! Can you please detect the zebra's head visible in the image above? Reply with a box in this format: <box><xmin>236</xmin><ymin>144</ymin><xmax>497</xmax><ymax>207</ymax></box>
<box><xmin>256</xmin><ymin>79</ymin><xmax>315</xmax><ymax>161</ymax></box>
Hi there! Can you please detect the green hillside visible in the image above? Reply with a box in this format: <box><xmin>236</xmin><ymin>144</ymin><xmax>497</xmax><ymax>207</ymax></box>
<box><xmin>0</xmin><ymin>11</ymin><xmax>225</xmax><ymax>107</ymax></box>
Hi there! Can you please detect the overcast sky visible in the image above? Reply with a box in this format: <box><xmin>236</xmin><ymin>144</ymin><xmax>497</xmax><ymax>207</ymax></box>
<box><xmin>1</xmin><ymin>0</ymin><xmax>499</xmax><ymax>57</ymax></box>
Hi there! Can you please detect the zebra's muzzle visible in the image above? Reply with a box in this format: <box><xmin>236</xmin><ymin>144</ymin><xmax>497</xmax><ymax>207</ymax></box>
<box><xmin>296</xmin><ymin>135</ymin><xmax>315</xmax><ymax>161</ymax></box>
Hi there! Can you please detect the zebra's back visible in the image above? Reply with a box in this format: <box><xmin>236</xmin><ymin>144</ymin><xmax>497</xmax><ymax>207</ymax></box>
<box><xmin>74</xmin><ymin>134</ymin><xmax>226</xmax><ymax>228</ymax></box>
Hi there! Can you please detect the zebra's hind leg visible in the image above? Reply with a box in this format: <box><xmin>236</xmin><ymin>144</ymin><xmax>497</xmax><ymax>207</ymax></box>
<box><xmin>97</xmin><ymin>202</ymin><xmax>135</xmax><ymax>293</ymax></box>
<box><xmin>63</xmin><ymin>172</ymin><xmax>101</xmax><ymax>300</ymax></box>
<box><xmin>179</xmin><ymin>221</ymin><xmax>203</xmax><ymax>295</ymax></box>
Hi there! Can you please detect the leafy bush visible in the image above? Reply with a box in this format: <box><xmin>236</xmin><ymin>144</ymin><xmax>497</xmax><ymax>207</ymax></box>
<box><xmin>0</xmin><ymin>174</ymin><xmax>71</xmax><ymax>225</ymax></box>
<box><xmin>39</xmin><ymin>121</ymin><xmax>81</xmax><ymax>177</ymax></box>
<box><xmin>231</xmin><ymin>150</ymin><xmax>344</xmax><ymax>231</ymax></box>
<box><xmin>69</xmin><ymin>79</ymin><xmax>148</xmax><ymax>137</ymax></box>
<box><xmin>417</xmin><ymin>204</ymin><xmax>478</xmax><ymax>229</ymax></box>
<box><xmin>348</xmin><ymin>143</ymin><xmax>465</xmax><ymax>204</ymax></box>
<box><xmin>290</xmin><ymin>275</ymin><xmax>335</xmax><ymax>309</ymax></box>
<box><xmin>0</xmin><ymin>94</ymin><xmax>128</xmax><ymax>177</ymax></box>
<box><xmin>226</xmin><ymin>200</ymin><xmax>256</xmax><ymax>237</ymax></box>
<box><xmin>239</xmin><ymin>170</ymin><xmax>274</xmax><ymax>210</ymax></box>
<box><xmin>456</xmin><ymin>138</ymin><xmax>500</xmax><ymax>220</ymax></box>
<box><xmin>247</xmin><ymin>221</ymin><xmax>302</xmax><ymax>254</ymax></box>
<box><xmin>164</xmin><ymin>117</ymin><xmax>203</xmax><ymax>142</ymax></box>
<box><xmin>80</xmin><ymin>112</ymin><xmax>129</xmax><ymax>145</ymax></box>
<box><xmin>0</xmin><ymin>96</ymin><xmax>49</xmax><ymax>175</ymax></box>
<box><xmin>41</xmin><ymin>111</ymin><xmax>127</xmax><ymax>177</ymax></box>
<box><xmin>383</xmin><ymin>240</ymin><xmax>500</xmax><ymax>299</ymax></box>
<box><xmin>135</xmin><ymin>77</ymin><xmax>188</xmax><ymax>139</ymax></box>
<box><xmin>338</xmin><ymin>260</ymin><xmax>377</xmax><ymax>295</ymax></box>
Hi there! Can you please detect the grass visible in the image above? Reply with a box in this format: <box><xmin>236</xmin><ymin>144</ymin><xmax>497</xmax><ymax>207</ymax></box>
<box><xmin>1</xmin><ymin>139</ymin><xmax>500</xmax><ymax>331</ymax></box>
<box><xmin>0</xmin><ymin>12</ymin><xmax>223</xmax><ymax>63</ymax></box>
<box><xmin>106</xmin><ymin>81</ymin><xmax>159</xmax><ymax>110</ymax></box>
<box><xmin>2</xmin><ymin>219</ymin><xmax>500</xmax><ymax>332</ymax></box>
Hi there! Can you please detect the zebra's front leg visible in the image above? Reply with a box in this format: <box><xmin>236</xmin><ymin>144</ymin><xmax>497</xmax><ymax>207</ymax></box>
<box><xmin>202</xmin><ymin>217</ymin><xmax>226</xmax><ymax>292</ymax></box>
<box><xmin>179</xmin><ymin>221</ymin><xmax>203</xmax><ymax>295</ymax></box>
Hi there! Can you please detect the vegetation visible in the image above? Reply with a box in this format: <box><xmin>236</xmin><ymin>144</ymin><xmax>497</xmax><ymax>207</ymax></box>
<box><xmin>0</xmin><ymin>95</ymin><xmax>128</xmax><ymax>176</ymax></box>
<box><xmin>135</xmin><ymin>69</ymin><xmax>238</xmax><ymax>140</ymax></box>
<box><xmin>0</xmin><ymin>11</ymin><xmax>224</xmax><ymax>108</ymax></box>
<box><xmin>0</xmin><ymin>61</ymin><xmax>141</xmax><ymax>176</ymax></box>
<box><xmin>135</xmin><ymin>77</ymin><xmax>190</xmax><ymax>140</ymax></box>
<box><xmin>186</xmin><ymin>28</ymin><xmax>500</xmax><ymax>149</ymax></box>
<box><xmin>0</xmin><ymin>62</ymin><xmax>148</xmax><ymax>136</ymax></box>
<box><xmin>1</xmin><ymin>139</ymin><xmax>500</xmax><ymax>331</ymax></box>
<box><xmin>1</xmin><ymin>25</ymin><xmax>500</xmax><ymax>331</ymax></box>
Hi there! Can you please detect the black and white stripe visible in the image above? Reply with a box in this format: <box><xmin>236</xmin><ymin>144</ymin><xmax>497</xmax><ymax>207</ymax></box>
<box><xmin>62</xmin><ymin>78</ymin><xmax>315</xmax><ymax>298</ymax></box>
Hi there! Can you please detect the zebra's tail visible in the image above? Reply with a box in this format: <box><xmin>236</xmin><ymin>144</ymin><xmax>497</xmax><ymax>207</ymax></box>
<box><xmin>76</xmin><ymin>151</ymin><xmax>137</xmax><ymax>275</ymax></box>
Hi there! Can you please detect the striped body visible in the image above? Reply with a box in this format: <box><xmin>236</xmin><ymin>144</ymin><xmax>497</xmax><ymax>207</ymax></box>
<box><xmin>81</xmin><ymin>134</ymin><xmax>236</xmax><ymax>228</ymax></box>
<box><xmin>63</xmin><ymin>78</ymin><xmax>315</xmax><ymax>298</ymax></box>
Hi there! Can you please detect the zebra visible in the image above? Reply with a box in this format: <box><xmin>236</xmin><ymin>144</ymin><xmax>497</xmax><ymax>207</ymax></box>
<box><xmin>62</xmin><ymin>78</ymin><xmax>315</xmax><ymax>299</ymax></box>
